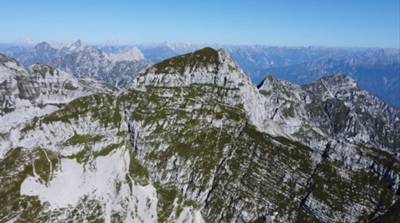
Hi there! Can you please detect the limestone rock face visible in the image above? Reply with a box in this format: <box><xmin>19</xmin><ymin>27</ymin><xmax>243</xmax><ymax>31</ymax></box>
<box><xmin>0</xmin><ymin>48</ymin><xmax>399</xmax><ymax>222</ymax></box>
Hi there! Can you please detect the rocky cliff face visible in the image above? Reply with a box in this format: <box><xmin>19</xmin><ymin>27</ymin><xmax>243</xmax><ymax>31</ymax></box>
<box><xmin>258</xmin><ymin>74</ymin><xmax>400</xmax><ymax>154</ymax></box>
<box><xmin>258</xmin><ymin>74</ymin><xmax>400</xmax><ymax>222</ymax></box>
<box><xmin>5</xmin><ymin>41</ymin><xmax>152</xmax><ymax>88</ymax></box>
<box><xmin>128</xmin><ymin>48</ymin><xmax>400</xmax><ymax>222</ymax></box>
<box><xmin>0</xmin><ymin>49</ymin><xmax>399</xmax><ymax>222</ymax></box>
<box><xmin>0</xmin><ymin>53</ymin><xmax>116</xmax><ymax>139</ymax></box>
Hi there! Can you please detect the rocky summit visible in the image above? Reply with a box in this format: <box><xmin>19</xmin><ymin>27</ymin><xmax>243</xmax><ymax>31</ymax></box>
<box><xmin>0</xmin><ymin>48</ymin><xmax>399</xmax><ymax>223</ymax></box>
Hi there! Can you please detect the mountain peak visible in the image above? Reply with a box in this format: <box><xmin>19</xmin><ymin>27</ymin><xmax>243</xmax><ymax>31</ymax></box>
<box><xmin>151</xmin><ymin>47</ymin><xmax>220</xmax><ymax>74</ymax></box>
<box><xmin>319</xmin><ymin>75</ymin><xmax>357</xmax><ymax>87</ymax></box>
<box><xmin>257</xmin><ymin>74</ymin><xmax>274</xmax><ymax>88</ymax></box>
<box><xmin>258</xmin><ymin>74</ymin><xmax>297</xmax><ymax>90</ymax></box>
<box><xmin>149</xmin><ymin>47</ymin><xmax>240</xmax><ymax>75</ymax></box>
<box><xmin>257</xmin><ymin>74</ymin><xmax>303</xmax><ymax>103</ymax></box>
<box><xmin>34</xmin><ymin>41</ymin><xmax>53</xmax><ymax>50</ymax></box>
<box><xmin>69</xmin><ymin>40</ymin><xmax>83</xmax><ymax>51</ymax></box>
<box><xmin>301</xmin><ymin>75</ymin><xmax>367</xmax><ymax>105</ymax></box>
<box><xmin>132</xmin><ymin>46</ymin><xmax>249</xmax><ymax>91</ymax></box>
<box><xmin>305</xmin><ymin>75</ymin><xmax>358</xmax><ymax>97</ymax></box>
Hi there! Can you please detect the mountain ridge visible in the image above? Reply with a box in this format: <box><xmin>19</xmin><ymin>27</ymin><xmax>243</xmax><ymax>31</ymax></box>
<box><xmin>2</xmin><ymin>42</ymin><xmax>398</xmax><ymax>106</ymax></box>
<box><xmin>3</xmin><ymin>41</ymin><xmax>152</xmax><ymax>88</ymax></box>
<box><xmin>0</xmin><ymin>49</ymin><xmax>399</xmax><ymax>222</ymax></box>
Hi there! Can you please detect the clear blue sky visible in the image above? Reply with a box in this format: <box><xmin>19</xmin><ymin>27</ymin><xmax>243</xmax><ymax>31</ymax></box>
<box><xmin>0</xmin><ymin>0</ymin><xmax>399</xmax><ymax>47</ymax></box>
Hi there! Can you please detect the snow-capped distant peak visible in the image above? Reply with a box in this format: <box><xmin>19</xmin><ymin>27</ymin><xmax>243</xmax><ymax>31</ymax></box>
<box><xmin>108</xmin><ymin>47</ymin><xmax>145</xmax><ymax>62</ymax></box>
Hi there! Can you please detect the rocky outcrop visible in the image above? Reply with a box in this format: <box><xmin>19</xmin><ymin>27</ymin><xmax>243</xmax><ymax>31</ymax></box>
<box><xmin>0</xmin><ymin>54</ymin><xmax>116</xmax><ymax>151</ymax></box>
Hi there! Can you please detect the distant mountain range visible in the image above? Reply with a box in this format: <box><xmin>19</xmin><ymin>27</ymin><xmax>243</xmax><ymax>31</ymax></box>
<box><xmin>104</xmin><ymin>43</ymin><xmax>400</xmax><ymax>107</ymax></box>
<box><xmin>0</xmin><ymin>42</ymin><xmax>399</xmax><ymax>107</ymax></box>
<box><xmin>0</xmin><ymin>41</ymin><xmax>151</xmax><ymax>88</ymax></box>
<box><xmin>133</xmin><ymin>44</ymin><xmax>400</xmax><ymax>107</ymax></box>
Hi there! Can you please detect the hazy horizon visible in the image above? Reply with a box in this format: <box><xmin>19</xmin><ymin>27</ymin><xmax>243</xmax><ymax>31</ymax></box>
<box><xmin>1</xmin><ymin>39</ymin><xmax>400</xmax><ymax>50</ymax></box>
<box><xmin>1</xmin><ymin>0</ymin><xmax>399</xmax><ymax>48</ymax></box>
